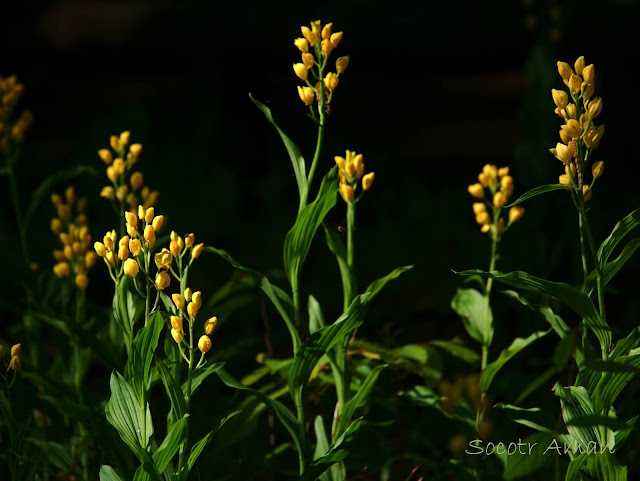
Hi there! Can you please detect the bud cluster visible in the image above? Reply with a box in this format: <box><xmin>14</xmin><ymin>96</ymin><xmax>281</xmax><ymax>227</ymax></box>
<box><xmin>0</xmin><ymin>74</ymin><xmax>33</xmax><ymax>153</ymax></box>
<box><xmin>50</xmin><ymin>186</ymin><xmax>97</xmax><ymax>289</ymax></box>
<box><xmin>0</xmin><ymin>342</ymin><xmax>22</xmax><ymax>373</ymax></box>
<box><xmin>467</xmin><ymin>165</ymin><xmax>524</xmax><ymax>241</ymax></box>
<box><xmin>334</xmin><ymin>150</ymin><xmax>375</xmax><ymax>203</ymax></box>
<box><xmin>98</xmin><ymin>131</ymin><xmax>159</xmax><ymax>211</ymax></box>
<box><xmin>293</xmin><ymin>20</ymin><xmax>350</xmax><ymax>110</ymax></box>
<box><xmin>550</xmin><ymin>56</ymin><xmax>605</xmax><ymax>201</ymax></box>
<box><xmin>170</xmin><ymin>286</ymin><xmax>217</xmax><ymax>364</ymax></box>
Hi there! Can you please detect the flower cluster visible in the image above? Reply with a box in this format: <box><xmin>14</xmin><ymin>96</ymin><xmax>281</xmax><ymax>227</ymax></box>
<box><xmin>467</xmin><ymin>165</ymin><xmax>524</xmax><ymax>241</ymax></box>
<box><xmin>50</xmin><ymin>187</ymin><xmax>97</xmax><ymax>289</ymax></box>
<box><xmin>170</xmin><ymin>286</ymin><xmax>216</xmax><ymax>365</ymax></box>
<box><xmin>0</xmin><ymin>74</ymin><xmax>33</xmax><ymax>153</ymax></box>
<box><xmin>98</xmin><ymin>131</ymin><xmax>159</xmax><ymax>211</ymax></box>
<box><xmin>550</xmin><ymin>56</ymin><xmax>604</xmax><ymax>201</ymax></box>
<box><xmin>293</xmin><ymin>20</ymin><xmax>350</xmax><ymax>110</ymax></box>
<box><xmin>334</xmin><ymin>150</ymin><xmax>374</xmax><ymax>203</ymax></box>
<box><xmin>0</xmin><ymin>342</ymin><xmax>22</xmax><ymax>373</ymax></box>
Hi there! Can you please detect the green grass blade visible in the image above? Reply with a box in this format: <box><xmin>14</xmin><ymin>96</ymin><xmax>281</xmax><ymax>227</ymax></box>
<box><xmin>503</xmin><ymin>183</ymin><xmax>569</xmax><ymax>208</ymax></box>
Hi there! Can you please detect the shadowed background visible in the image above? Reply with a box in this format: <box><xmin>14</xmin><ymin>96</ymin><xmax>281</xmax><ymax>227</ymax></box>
<box><xmin>2</xmin><ymin>0</ymin><xmax>640</xmax><ymax>479</ymax></box>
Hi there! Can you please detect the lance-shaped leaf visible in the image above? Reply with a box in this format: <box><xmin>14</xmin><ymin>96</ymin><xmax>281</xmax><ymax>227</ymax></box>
<box><xmin>554</xmin><ymin>383</ymin><xmax>603</xmax><ymax>450</ymax></box>
<box><xmin>204</xmin><ymin>246</ymin><xmax>300</xmax><ymax>352</ymax></box>
<box><xmin>301</xmin><ymin>419</ymin><xmax>362</xmax><ymax>481</ymax></box>
<box><xmin>502</xmin><ymin>432</ymin><xmax>554</xmax><ymax>480</ymax></box>
<box><xmin>284</xmin><ymin>167</ymin><xmax>338</xmax><ymax>295</ymax></box>
<box><xmin>503</xmin><ymin>183</ymin><xmax>570</xmax><ymax>208</ymax></box>
<box><xmin>183</xmin><ymin>362</ymin><xmax>225</xmax><ymax>398</ymax></box>
<box><xmin>451</xmin><ymin>288</ymin><xmax>493</xmax><ymax>347</ymax></box>
<box><xmin>592</xmin><ymin>354</ymin><xmax>640</xmax><ymax>413</ymax></box>
<box><xmin>494</xmin><ymin>404</ymin><xmax>555</xmax><ymax>433</ymax></box>
<box><xmin>501</xmin><ymin>290</ymin><xmax>570</xmax><ymax>338</ymax></box>
<box><xmin>155</xmin><ymin>357</ymin><xmax>187</xmax><ymax>421</ymax></box>
<box><xmin>480</xmin><ymin>330</ymin><xmax>549</xmax><ymax>392</ymax></box>
<box><xmin>125</xmin><ymin>311</ymin><xmax>164</xmax><ymax>394</ymax></box>
<box><xmin>598</xmin><ymin>208</ymin><xmax>640</xmax><ymax>266</ymax></box>
<box><xmin>249</xmin><ymin>94</ymin><xmax>308</xmax><ymax>209</ymax></box>
<box><xmin>105</xmin><ymin>371</ymin><xmax>154</xmax><ymax>458</ymax></box>
<box><xmin>100</xmin><ymin>466</ymin><xmax>124</xmax><ymax>481</ymax></box>
<box><xmin>323</xmin><ymin>223</ymin><xmax>355</xmax><ymax>310</ymax></box>
<box><xmin>335</xmin><ymin>365</ymin><xmax>386</xmax><ymax>437</ymax></box>
<box><xmin>583</xmin><ymin>238</ymin><xmax>640</xmax><ymax>297</ymax></box>
<box><xmin>457</xmin><ymin>269</ymin><xmax>610</xmax><ymax>353</ymax></box>
<box><xmin>187</xmin><ymin>411</ymin><xmax>240</xmax><ymax>474</ymax></box>
<box><xmin>313</xmin><ymin>416</ymin><xmax>339</xmax><ymax>481</ymax></box>
<box><xmin>429</xmin><ymin>340</ymin><xmax>480</xmax><ymax>364</ymax></box>
<box><xmin>152</xmin><ymin>414</ymin><xmax>189</xmax><ymax>473</ymax></box>
<box><xmin>566</xmin><ymin>452</ymin><xmax>627</xmax><ymax>481</ymax></box>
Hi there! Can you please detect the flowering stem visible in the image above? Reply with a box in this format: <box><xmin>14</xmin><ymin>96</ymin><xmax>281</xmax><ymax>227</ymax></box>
<box><xmin>485</xmin><ymin>208</ymin><xmax>499</xmax><ymax>299</ymax></box>
<box><xmin>178</xmin><ymin>325</ymin><xmax>195</xmax><ymax>480</ymax></box>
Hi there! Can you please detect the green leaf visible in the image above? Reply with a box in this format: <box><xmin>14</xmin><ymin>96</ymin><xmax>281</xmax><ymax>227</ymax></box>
<box><xmin>592</xmin><ymin>354</ymin><xmax>640</xmax><ymax>413</ymax></box>
<box><xmin>183</xmin><ymin>362</ymin><xmax>225</xmax><ymax>397</ymax></box>
<box><xmin>451</xmin><ymin>288</ymin><xmax>493</xmax><ymax>347</ymax></box>
<box><xmin>584</xmin><ymin>238</ymin><xmax>640</xmax><ymax>297</ymax></box>
<box><xmin>301</xmin><ymin>419</ymin><xmax>362</xmax><ymax>481</ymax></box>
<box><xmin>503</xmin><ymin>183</ymin><xmax>570</xmax><ymax>208</ymax></box>
<box><xmin>502</xmin><ymin>432</ymin><xmax>554</xmax><ymax>480</ymax></box>
<box><xmin>249</xmin><ymin>94</ymin><xmax>308</xmax><ymax>210</ymax></box>
<box><xmin>25</xmin><ymin>439</ymin><xmax>73</xmax><ymax>472</ymax></box>
<box><xmin>502</xmin><ymin>290</ymin><xmax>571</xmax><ymax>338</ymax></box>
<box><xmin>598</xmin><ymin>208</ymin><xmax>640</xmax><ymax>266</ymax></box>
<box><xmin>494</xmin><ymin>404</ymin><xmax>554</xmax><ymax>433</ymax></box>
<box><xmin>480</xmin><ymin>330</ymin><xmax>549</xmax><ymax>392</ymax></box>
<box><xmin>125</xmin><ymin>311</ymin><xmax>164</xmax><ymax>394</ymax></box>
<box><xmin>430</xmin><ymin>340</ymin><xmax>481</xmax><ymax>364</ymax></box>
<box><xmin>323</xmin><ymin>223</ymin><xmax>355</xmax><ymax>311</ymax></box>
<box><xmin>313</xmin><ymin>416</ymin><xmax>339</xmax><ymax>481</ymax></box>
<box><xmin>553</xmin><ymin>383</ymin><xmax>601</xmax><ymax>450</ymax></box>
<box><xmin>458</xmin><ymin>270</ymin><xmax>610</xmax><ymax>352</ymax></box>
<box><xmin>152</xmin><ymin>414</ymin><xmax>189</xmax><ymax>473</ymax></box>
<box><xmin>308</xmin><ymin>294</ymin><xmax>327</xmax><ymax>334</ymax></box>
<box><xmin>105</xmin><ymin>371</ymin><xmax>153</xmax><ymax>458</ymax></box>
<box><xmin>399</xmin><ymin>385</ymin><xmax>440</xmax><ymax>407</ymax></box>
<box><xmin>215</xmin><ymin>368</ymin><xmax>307</xmax><ymax>461</ymax></box>
<box><xmin>610</xmin><ymin>327</ymin><xmax>640</xmax><ymax>359</ymax></box>
<box><xmin>23</xmin><ymin>164</ymin><xmax>99</xmax><ymax>230</ymax></box>
<box><xmin>566</xmin><ymin>415</ymin><xmax>629</xmax><ymax>432</ymax></box>
<box><xmin>335</xmin><ymin>365</ymin><xmax>386</xmax><ymax>437</ymax></box>
<box><xmin>284</xmin><ymin>167</ymin><xmax>338</xmax><ymax>294</ymax></box>
<box><xmin>156</xmin><ymin>357</ymin><xmax>187</xmax><ymax>421</ymax></box>
<box><xmin>204</xmin><ymin>246</ymin><xmax>300</xmax><ymax>352</ymax></box>
<box><xmin>100</xmin><ymin>466</ymin><xmax>124</xmax><ymax>481</ymax></box>
<box><xmin>187</xmin><ymin>411</ymin><xmax>240</xmax><ymax>473</ymax></box>
<box><xmin>567</xmin><ymin>452</ymin><xmax>628</xmax><ymax>481</ymax></box>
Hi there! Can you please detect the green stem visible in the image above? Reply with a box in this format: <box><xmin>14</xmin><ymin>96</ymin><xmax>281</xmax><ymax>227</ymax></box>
<box><xmin>485</xmin><ymin>208</ymin><xmax>499</xmax><ymax>299</ymax></box>
<box><xmin>577</xmin><ymin>201</ymin><xmax>589</xmax><ymax>282</ymax></box>
<box><xmin>302</xmin><ymin>117</ymin><xmax>326</xmax><ymax>210</ymax></box>
<box><xmin>296</xmin><ymin>397</ymin><xmax>306</xmax><ymax>476</ymax></box>
<box><xmin>177</xmin><ymin>327</ymin><xmax>195</xmax><ymax>480</ymax></box>
<box><xmin>145</xmin><ymin>249</ymin><xmax>151</xmax><ymax>326</ymax></box>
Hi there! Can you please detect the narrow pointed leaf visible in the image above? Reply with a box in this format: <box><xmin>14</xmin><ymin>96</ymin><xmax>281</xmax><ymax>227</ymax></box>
<box><xmin>598</xmin><ymin>208</ymin><xmax>640</xmax><ymax>266</ymax></box>
<box><xmin>155</xmin><ymin>357</ymin><xmax>187</xmax><ymax>421</ymax></box>
<box><xmin>187</xmin><ymin>411</ymin><xmax>240</xmax><ymax>473</ymax></box>
<box><xmin>125</xmin><ymin>311</ymin><xmax>164</xmax><ymax>394</ymax></box>
<box><xmin>583</xmin><ymin>238</ymin><xmax>640</xmax><ymax>296</ymax></box>
<box><xmin>553</xmin><ymin>383</ymin><xmax>601</xmax><ymax>449</ymax></box>
<box><xmin>336</xmin><ymin>365</ymin><xmax>386</xmax><ymax>437</ymax></box>
<box><xmin>183</xmin><ymin>362</ymin><xmax>225</xmax><ymax>397</ymax></box>
<box><xmin>100</xmin><ymin>466</ymin><xmax>124</xmax><ymax>481</ymax></box>
<box><xmin>308</xmin><ymin>294</ymin><xmax>327</xmax><ymax>334</ymax></box>
<box><xmin>323</xmin><ymin>223</ymin><xmax>355</xmax><ymax>310</ymax></box>
<box><xmin>430</xmin><ymin>340</ymin><xmax>480</xmax><ymax>363</ymax></box>
<box><xmin>494</xmin><ymin>404</ymin><xmax>555</xmax><ymax>433</ymax></box>
<box><xmin>152</xmin><ymin>414</ymin><xmax>189</xmax><ymax>473</ymax></box>
<box><xmin>313</xmin><ymin>416</ymin><xmax>339</xmax><ymax>481</ymax></box>
<box><xmin>503</xmin><ymin>183</ymin><xmax>570</xmax><ymax>208</ymax></box>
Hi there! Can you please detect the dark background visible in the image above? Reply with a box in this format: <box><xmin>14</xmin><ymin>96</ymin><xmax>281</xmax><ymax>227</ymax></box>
<box><xmin>2</xmin><ymin>0</ymin><xmax>640</xmax><ymax>478</ymax></box>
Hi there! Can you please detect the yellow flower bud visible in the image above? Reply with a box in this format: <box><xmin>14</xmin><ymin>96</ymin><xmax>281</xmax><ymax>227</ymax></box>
<box><xmin>127</xmin><ymin>239</ymin><xmax>140</xmax><ymax>258</ymax></box>
<box><xmin>152</xmin><ymin>215</ymin><xmax>164</xmax><ymax>232</ymax></box>
<box><xmin>184</xmin><ymin>287</ymin><xmax>193</xmax><ymax>302</ymax></box>
<box><xmin>0</xmin><ymin>345</ymin><xmax>3</xmax><ymax>359</ymax></box>
<box><xmin>172</xmin><ymin>293</ymin><xmax>185</xmax><ymax>310</ymax></box>
<box><xmin>293</xmin><ymin>63</ymin><xmax>308</xmax><ymax>81</ymax></box>
<box><xmin>11</xmin><ymin>344</ymin><xmax>21</xmax><ymax>357</ymax></box>
<box><xmin>9</xmin><ymin>355</ymin><xmax>21</xmax><ymax>372</ymax></box>
<box><xmin>321</xmin><ymin>39</ymin><xmax>334</xmax><ymax>57</ymax></box>
<box><xmin>550</xmin><ymin>142</ymin><xmax>573</xmax><ymax>164</ymax></box>
<box><xmin>138</xmin><ymin>204</ymin><xmax>146</xmax><ymax>220</ymax></box>
<box><xmin>561</xmin><ymin>119</ymin><xmax>582</xmax><ymax>139</ymax></box>
<box><xmin>170</xmin><ymin>315</ymin><xmax>183</xmax><ymax>332</ymax></box>
<box><xmin>98</xmin><ymin>149</ymin><xmax>113</xmax><ymax>164</ymax></box>
<box><xmin>72</xmin><ymin>241</ymin><xmax>83</xmax><ymax>255</ymax></box>
<box><xmin>53</xmin><ymin>262</ymin><xmax>71</xmax><ymax>278</ymax></box>
<box><xmin>106</xmin><ymin>166</ymin><xmax>118</xmax><ymax>183</ymax></box>
<box><xmin>204</xmin><ymin>316</ymin><xmax>218</xmax><ymax>335</ymax></box>
<box><xmin>184</xmin><ymin>233</ymin><xmax>195</xmax><ymax>247</ymax></box>
<box><xmin>155</xmin><ymin>271</ymin><xmax>170</xmax><ymax>290</ymax></box>
<box><xmin>123</xmin><ymin>258</ymin><xmax>139</xmax><ymax>277</ymax></box>
<box><xmin>559</xmin><ymin>174</ymin><xmax>572</xmax><ymax>186</ymax></box>
<box><xmin>171</xmin><ymin>328</ymin><xmax>182</xmax><ymax>344</ymax></box>
<box><xmin>584</xmin><ymin>124</ymin><xmax>605</xmax><ymax>149</ymax></box>
<box><xmin>118</xmin><ymin>244</ymin><xmax>129</xmax><ymax>261</ymax></box>
<box><xmin>119</xmin><ymin>131</ymin><xmax>131</xmax><ymax>147</ymax></box>
<box><xmin>583</xmin><ymin>185</ymin><xmax>592</xmax><ymax>202</ymax></box>
<box><xmin>582</xmin><ymin>64</ymin><xmax>595</xmax><ymax>83</ymax></box>
<box><xmin>106</xmin><ymin>251</ymin><xmax>117</xmax><ymax>266</ymax></box>
<box><xmin>94</xmin><ymin>242</ymin><xmax>106</xmax><ymax>257</ymax></box>
<box><xmin>302</xmin><ymin>52</ymin><xmax>314</xmax><ymax>70</ymax></box>
<box><xmin>85</xmin><ymin>251</ymin><xmax>98</xmax><ymax>268</ymax></box>
<box><xmin>559</xmin><ymin>129</ymin><xmax>571</xmax><ymax>144</ymax></box>
<box><xmin>330</xmin><ymin>31</ymin><xmax>343</xmax><ymax>48</ymax></box>
<box><xmin>125</xmin><ymin>211</ymin><xmax>137</xmax><ymax>227</ymax></box>
<box><xmin>170</xmin><ymin>240</ymin><xmax>181</xmax><ymax>257</ymax></box>
<box><xmin>129</xmin><ymin>143</ymin><xmax>143</xmax><ymax>157</ymax></box>
<box><xmin>187</xmin><ymin>301</ymin><xmax>198</xmax><ymax>318</ymax></box>
<box><xmin>301</xmin><ymin>26</ymin><xmax>317</xmax><ymax>46</ymax></box>
<box><xmin>192</xmin><ymin>291</ymin><xmax>202</xmax><ymax>310</ymax></box>
<box><xmin>63</xmin><ymin>245</ymin><xmax>73</xmax><ymax>260</ymax></box>
<box><xmin>53</xmin><ymin>249</ymin><xmax>65</xmax><ymax>262</ymax></box>
<box><xmin>574</xmin><ymin>56</ymin><xmax>585</xmax><ymax>76</ymax></box>
<box><xmin>568</xmin><ymin>74</ymin><xmax>582</xmax><ymax>95</ymax></box>
<box><xmin>472</xmin><ymin>203</ymin><xmax>486</xmax><ymax>215</ymax></box>
<box><xmin>100</xmin><ymin>186</ymin><xmax>115</xmax><ymax>200</ymax></box>
<box><xmin>467</xmin><ymin>183</ymin><xmax>484</xmax><ymax>199</ymax></box>
<box><xmin>310</xmin><ymin>20</ymin><xmax>321</xmax><ymax>35</ymax></box>
<box><xmin>144</xmin><ymin>225</ymin><xmax>156</xmax><ymax>247</ymax></box>
<box><xmin>110</xmin><ymin>135</ymin><xmax>119</xmax><ymax>151</ymax></box>
<box><xmin>144</xmin><ymin>207</ymin><xmax>155</xmax><ymax>224</ymax></box>
<box><xmin>551</xmin><ymin>89</ymin><xmax>568</xmax><ymax>109</ymax></box>
<box><xmin>198</xmin><ymin>335</ymin><xmax>212</xmax><ymax>354</ymax></box>
<box><xmin>50</xmin><ymin>218</ymin><xmax>63</xmax><ymax>234</ymax></box>
<box><xmin>583</xmin><ymin>82</ymin><xmax>595</xmax><ymax>101</ymax></box>
<box><xmin>475</xmin><ymin>212</ymin><xmax>490</xmax><ymax>225</ymax></box>
<box><xmin>192</xmin><ymin>243</ymin><xmax>204</xmax><ymax>259</ymax></box>
<box><xmin>321</xmin><ymin>22</ymin><xmax>332</xmax><ymax>40</ymax></box>
<box><xmin>126</xmin><ymin>224</ymin><xmax>137</xmax><ymax>238</ymax></box>
<box><xmin>587</xmin><ymin>97</ymin><xmax>602</xmax><ymax>119</ymax></box>
<box><xmin>294</xmin><ymin>37</ymin><xmax>309</xmax><ymax>53</ymax></box>
<box><xmin>154</xmin><ymin>248</ymin><xmax>173</xmax><ymax>270</ymax></box>
<box><xmin>500</xmin><ymin>175</ymin><xmax>514</xmax><ymax>198</ymax></box>
<box><xmin>336</xmin><ymin>56</ymin><xmax>350</xmax><ymax>75</ymax></box>
<box><xmin>592</xmin><ymin>161</ymin><xmax>604</xmax><ymax>179</ymax></box>
<box><xmin>497</xmin><ymin>167</ymin><xmax>510</xmax><ymax>178</ymax></box>
<box><xmin>177</xmin><ymin>236</ymin><xmax>185</xmax><ymax>251</ymax></box>
<box><xmin>493</xmin><ymin>191</ymin><xmax>507</xmax><ymax>207</ymax></box>
<box><xmin>565</xmin><ymin>103</ymin><xmax>576</xmax><ymax>119</ymax></box>
<box><xmin>75</xmin><ymin>273</ymin><xmax>89</xmax><ymax>290</ymax></box>
<box><xmin>130</xmin><ymin>172</ymin><xmax>144</xmax><ymax>190</ymax></box>
<box><xmin>362</xmin><ymin>172</ymin><xmax>375</xmax><ymax>191</ymax></box>
<box><xmin>509</xmin><ymin>206</ymin><xmax>524</xmax><ymax>223</ymax></box>
<box><xmin>340</xmin><ymin>183</ymin><xmax>354</xmax><ymax>202</ymax></box>
<box><xmin>116</xmin><ymin>185</ymin><xmax>129</xmax><ymax>202</ymax></box>
<box><xmin>297</xmin><ymin>86</ymin><xmax>315</xmax><ymax>106</ymax></box>
<box><xmin>324</xmin><ymin>72</ymin><xmax>339</xmax><ymax>92</ymax></box>
<box><xmin>557</xmin><ymin>61</ymin><xmax>573</xmax><ymax>79</ymax></box>
<box><xmin>113</xmin><ymin>158</ymin><xmax>126</xmax><ymax>175</ymax></box>
<box><xmin>64</xmin><ymin>186</ymin><xmax>76</xmax><ymax>205</ymax></box>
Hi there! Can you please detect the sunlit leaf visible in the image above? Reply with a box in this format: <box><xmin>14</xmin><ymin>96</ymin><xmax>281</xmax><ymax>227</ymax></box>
<box><xmin>451</xmin><ymin>288</ymin><xmax>493</xmax><ymax>347</ymax></box>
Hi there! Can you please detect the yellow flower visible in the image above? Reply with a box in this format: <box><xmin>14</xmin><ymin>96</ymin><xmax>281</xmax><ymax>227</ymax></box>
<box><xmin>467</xmin><ymin>183</ymin><xmax>484</xmax><ymax>199</ymax></box>
<box><xmin>493</xmin><ymin>191</ymin><xmax>507</xmax><ymax>207</ymax></box>
<box><xmin>574</xmin><ymin>56</ymin><xmax>585</xmax><ymax>76</ymax></box>
<box><xmin>550</xmin><ymin>142</ymin><xmax>573</xmax><ymax>164</ymax></box>
<box><xmin>557</xmin><ymin>61</ymin><xmax>573</xmax><ymax>79</ymax></box>
<box><xmin>85</xmin><ymin>251</ymin><xmax>98</xmax><ymax>267</ymax></box>
<box><xmin>124</xmin><ymin>258</ymin><xmax>139</xmax><ymax>277</ymax></box>
<box><xmin>584</xmin><ymin>125</ymin><xmax>604</xmax><ymax>149</ymax></box>
<box><xmin>509</xmin><ymin>206</ymin><xmax>524</xmax><ymax>223</ymax></box>
<box><xmin>192</xmin><ymin>291</ymin><xmax>202</xmax><ymax>310</ymax></box>
<box><xmin>53</xmin><ymin>262</ymin><xmax>71</xmax><ymax>278</ymax></box>
<box><xmin>50</xmin><ymin>218</ymin><xmax>63</xmax><ymax>234</ymax></box>
<box><xmin>170</xmin><ymin>240</ymin><xmax>181</xmax><ymax>257</ymax></box>
<box><xmin>9</xmin><ymin>355</ymin><xmax>21</xmax><ymax>372</ymax></box>
<box><xmin>119</xmin><ymin>131</ymin><xmax>131</xmax><ymax>147</ymax></box>
<box><xmin>321</xmin><ymin>39</ymin><xmax>334</xmax><ymax>57</ymax></box>
<box><xmin>125</xmin><ymin>211</ymin><xmax>137</xmax><ymax>227</ymax></box>
<box><xmin>129</xmin><ymin>143</ymin><xmax>143</xmax><ymax>157</ymax></box>
<box><xmin>155</xmin><ymin>248</ymin><xmax>173</xmax><ymax>270</ymax></box>
<box><xmin>568</xmin><ymin>74</ymin><xmax>582</xmax><ymax>95</ymax></box>
<box><xmin>330</xmin><ymin>31</ymin><xmax>343</xmax><ymax>48</ymax></box>
<box><xmin>302</xmin><ymin>53</ymin><xmax>314</xmax><ymax>70</ymax></box>
<box><xmin>192</xmin><ymin>243</ymin><xmax>204</xmax><ymax>259</ymax></box>
<box><xmin>130</xmin><ymin>172</ymin><xmax>144</xmax><ymax>190</ymax></box>
<box><xmin>362</xmin><ymin>172</ymin><xmax>375</xmax><ymax>191</ymax></box>
<box><xmin>592</xmin><ymin>161</ymin><xmax>604</xmax><ymax>179</ymax></box>
<box><xmin>321</xmin><ymin>22</ymin><xmax>332</xmax><ymax>40</ymax></box>
<box><xmin>472</xmin><ymin>203</ymin><xmax>486</xmax><ymax>215</ymax></box>
<box><xmin>587</xmin><ymin>97</ymin><xmax>602</xmax><ymax>119</ymax></box>
<box><xmin>582</xmin><ymin>64</ymin><xmax>595</xmax><ymax>83</ymax></box>
<box><xmin>583</xmin><ymin>185</ymin><xmax>592</xmax><ymax>202</ymax></box>
<box><xmin>129</xmin><ymin>238</ymin><xmax>142</xmax><ymax>257</ymax></box>
<box><xmin>98</xmin><ymin>149</ymin><xmax>113</xmax><ymax>164</ymax></box>
<box><xmin>204</xmin><ymin>316</ymin><xmax>218</xmax><ymax>335</ymax></box>
<box><xmin>187</xmin><ymin>301</ymin><xmax>198</xmax><ymax>318</ymax></box>
<box><xmin>76</xmin><ymin>273</ymin><xmax>89</xmax><ymax>290</ymax></box>
<box><xmin>475</xmin><ymin>212</ymin><xmax>490</xmax><ymax>225</ymax></box>
<box><xmin>145</xmin><ymin>207</ymin><xmax>155</xmax><ymax>224</ymax></box>
<box><xmin>171</xmin><ymin>328</ymin><xmax>182</xmax><ymax>344</ymax></box>
<box><xmin>340</xmin><ymin>183</ymin><xmax>354</xmax><ymax>202</ymax></box>
<box><xmin>172</xmin><ymin>293</ymin><xmax>185</xmax><ymax>310</ymax></box>
<box><xmin>151</xmin><ymin>215</ymin><xmax>164</xmax><ymax>232</ymax></box>
<box><xmin>155</xmin><ymin>271</ymin><xmax>170</xmax><ymax>290</ymax></box>
<box><xmin>324</xmin><ymin>72</ymin><xmax>339</xmax><ymax>92</ymax></box>
<box><xmin>144</xmin><ymin>225</ymin><xmax>156</xmax><ymax>247</ymax></box>
<box><xmin>294</xmin><ymin>37</ymin><xmax>309</xmax><ymax>53</ymax></box>
<box><xmin>170</xmin><ymin>315</ymin><xmax>183</xmax><ymax>332</ymax></box>
<box><xmin>301</xmin><ymin>26</ymin><xmax>317</xmax><ymax>46</ymax></box>
<box><xmin>561</xmin><ymin>119</ymin><xmax>582</xmax><ymax>139</ymax></box>
<box><xmin>298</xmin><ymin>86</ymin><xmax>315</xmax><ymax>106</ymax></box>
<box><xmin>11</xmin><ymin>344</ymin><xmax>21</xmax><ymax>357</ymax></box>
<box><xmin>100</xmin><ymin>186</ymin><xmax>115</xmax><ymax>201</ymax></box>
<box><xmin>336</xmin><ymin>56</ymin><xmax>350</xmax><ymax>75</ymax></box>
<box><xmin>293</xmin><ymin>63</ymin><xmax>308</xmax><ymax>81</ymax></box>
<box><xmin>559</xmin><ymin>174</ymin><xmax>572</xmax><ymax>186</ymax></box>
<box><xmin>198</xmin><ymin>335</ymin><xmax>212</xmax><ymax>354</ymax></box>
<box><xmin>184</xmin><ymin>287</ymin><xmax>193</xmax><ymax>301</ymax></box>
